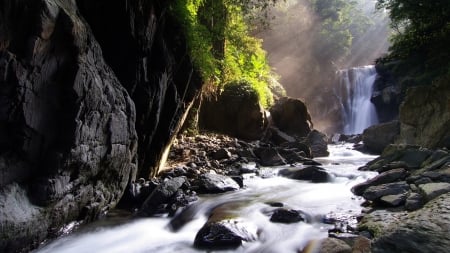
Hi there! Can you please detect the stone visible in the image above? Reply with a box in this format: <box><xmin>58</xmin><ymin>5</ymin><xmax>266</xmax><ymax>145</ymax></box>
<box><xmin>362</xmin><ymin>181</ymin><xmax>410</xmax><ymax>201</ymax></box>
<box><xmin>270</xmin><ymin>208</ymin><xmax>306</xmax><ymax>223</ymax></box>
<box><xmin>404</xmin><ymin>192</ymin><xmax>424</xmax><ymax>211</ymax></box>
<box><xmin>352</xmin><ymin>168</ymin><xmax>408</xmax><ymax>196</ymax></box>
<box><xmin>397</xmin><ymin>77</ymin><xmax>450</xmax><ymax>149</ymax></box>
<box><xmin>269</xmin><ymin>97</ymin><xmax>312</xmax><ymax>137</ymax></box>
<box><xmin>362</xmin><ymin>120</ymin><xmax>400</xmax><ymax>154</ymax></box>
<box><xmin>379</xmin><ymin>193</ymin><xmax>407</xmax><ymax>207</ymax></box>
<box><xmin>137</xmin><ymin>177</ymin><xmax>187</xmax><ymax>217</ymax></box>
<box><xmin>194</xmin><ymin>219</ymin><xmax>258</xmax><ymax>250</ymax></box>
<box><xmin>254</xmin><ymin>147</ymin><xmax>287</xmax><ymax>166</ymax></box>
<box><xmin>369</xmin><ymin>193</ymin><xmax>450</xmax><ymax>253</ymax></box>
<box><xmin>279</xmin><ymin>166</ymin><xmax>330</xmax><ymax>183</ymax></box>
<box><xmin>418</xmin><ymin>182</ymin><xmax>450</xmax><ymax>201</ymax></box>
<box><xmin>306</xmin><ymin>130</ymin><xmax>330</xmax><ymax>157</ymax></box>
<box><xmin>302</xmin><ymin>238</ymin><xmax>352</xmax><ymax>253</ymax></box>
<box><xmin>199</xmin><ymin>80</ymin><xmax>267</xmax><ymax>140</ymax></box>
<box><xmin>212</xmin><ymin>148</ymin><xmax>232</xmax><ymax>160</ymax></box>
<box><xmin>197</xmin><ymin>173</ymin><xmax>240</xmax><ymax>193</ymax></box>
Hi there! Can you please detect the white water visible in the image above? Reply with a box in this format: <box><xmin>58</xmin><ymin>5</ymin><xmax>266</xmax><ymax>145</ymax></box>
<box><xmin>336</xmin><ymin>65</ymin><xmax>379</xmax><ymax>134</ymax></box>
<box><xmin>35</xmin><ymin>144</ymin><xmax>377</xmax><ymax>253</ymax></box>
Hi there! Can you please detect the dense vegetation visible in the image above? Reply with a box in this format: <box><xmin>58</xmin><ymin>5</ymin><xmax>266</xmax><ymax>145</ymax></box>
<box><xmin>375</xmin><ymin>0</ymin><xmax>450</xmax><ymax>87</ymax></box>
<box><xmin>170</xmin><ymin>0</ymin><xmax>283</xmax><ymax>107</ymax></box>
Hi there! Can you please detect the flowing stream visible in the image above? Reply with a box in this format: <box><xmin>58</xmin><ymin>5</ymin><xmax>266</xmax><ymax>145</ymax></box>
<box><xmin>35</xmin><ymin>144</ymin><xmax>377</xmax><ymax>253</ymax></box>
<box><xmin>336</xmin><ymin>65</ymin><xmax>379</xmax><ymax>134</ymax></box>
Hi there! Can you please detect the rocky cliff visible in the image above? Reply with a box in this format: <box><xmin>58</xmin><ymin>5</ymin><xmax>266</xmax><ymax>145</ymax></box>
<box><xmin>0</xmin><ymin>0</ymin><xmax>202</xmax><ymax>252</ymax></box>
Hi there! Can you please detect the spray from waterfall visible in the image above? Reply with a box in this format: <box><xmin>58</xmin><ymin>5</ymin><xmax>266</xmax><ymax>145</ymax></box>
<box><xmin>335</xmin><ymin>65</ymin><xmax>379</xmax><ymax>134</ymax></box>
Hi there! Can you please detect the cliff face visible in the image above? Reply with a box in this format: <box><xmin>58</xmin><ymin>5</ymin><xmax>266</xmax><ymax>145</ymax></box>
<box><xmin>397</xmin><ymin>75</ymin><xmax>450</xmax><ymax>149</ymax></box>
<box><xmin>0</xmin><ymin>0</ymin><xmax>202</xmax><ymax>251</ymax></box>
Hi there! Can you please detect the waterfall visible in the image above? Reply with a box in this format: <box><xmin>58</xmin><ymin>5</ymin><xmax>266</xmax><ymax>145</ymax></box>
<box><xmin>336</xmin><ymin>65</ymin><xmax>378</xmax><ymax>134</ymax></box>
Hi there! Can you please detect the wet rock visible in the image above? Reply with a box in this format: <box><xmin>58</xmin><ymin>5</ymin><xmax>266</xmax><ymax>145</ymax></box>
<box><xmin>197</xmin><ymin>173</ymin><xmax>240</xmax><ymax>193</ymax></box>
<box><xmin>352</xmin><ymin>168</ymin><xmax>408</xmax><ymax>196</ymax></box>
<box><xmin>369</xmin><ymin>193</ymin><xmax>450</xmax><ymax>253</ymax></box>
<box><xmin>307</xmin><ymin>130</ymin><xmax>330</xmax><ymax>157</ymax></box>
<box><xmin>279</xmin><ymin>166</ymin><xmax>330</xmax><ymax>183</ymax></box>
<box><xmin>379</xmin><ymin>193</ymin><xmax>407</xmax><ymax>207</ymax></box>
<box><xmin>194</xmin><ymin>219</ymin><xmax>258</xmax><ymax>250</ymax></box>
<box><xmin>404</xmin><ymin>192</ymin><xmax>424</xmax><ymax>211</ymax></box>
<box><xmin>302</xmin><ymin>238</ymin><xmax>352</xmax><ymax>253</ymax></box>
<box><xmin>212</xmin><ymin>148</ymin><xmax>232</xmax><ymax>160</ymax></box>
<box><xmin>269</xmin><ymin>97</ymin><xmax>312</xmax><ymax>137</ymax></box>
<box><xmin>280</xmin><ymin>141</ymin><xmax>312</xmax><ymax>158</ymax></box>
<box><xmin>137</xmin><ymin>177</ymin><xmax>187</xmax><ymax>217</ymax></box>
<box><xmin>418</xmin><ymin>182</ymin><xmax>450</xmax><ymax>201</ymax></box>
<box><xmin>254</xmin><ymin>147</ymin><xmax>286</xmax><ymax>166</ymax></box>
<box><xmin>362</xmin><ymin>181</ymin><xmax>409</xmax><ymax>201</ymax></box>
<box><xmin>270</xmin><ymin>208</ymin><xmax>306</xmax><ymax>223</ymax></box>
<box><xmin>362</xmin><ymin>121</ymin><xmax>400</xmax><ymax>154</ymax></box>
<box><xmin>199</xmin><ymin>80</ymin><xmax>266</xmax><ymax>140</ymax></box>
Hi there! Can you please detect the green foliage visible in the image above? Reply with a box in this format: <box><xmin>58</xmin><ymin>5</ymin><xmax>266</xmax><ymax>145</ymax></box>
<box><xmin>376</xmin><ymin>0</ymin><xmax>450</xmax><ymax>84</ymax></box>
<box><xmin>309</xmin><ymin>0</ymin><xmax>372</xmax><ymax>65</ymax></box>
<box><xmin>170</xmin><ymin>0</ymin><xmax>280</xmax><ymax>108</ymax></box>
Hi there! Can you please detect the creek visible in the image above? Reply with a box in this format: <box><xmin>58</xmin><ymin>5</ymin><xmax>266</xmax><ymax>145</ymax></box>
<box><xmin>35</xmin><ymin>144</ymin><xmax>377</xmax><ymax>253</ymax></box>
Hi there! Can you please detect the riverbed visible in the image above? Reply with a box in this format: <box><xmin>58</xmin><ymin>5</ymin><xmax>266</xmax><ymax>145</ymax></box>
<box><xmin>35</xmin><ymin>144</ymin><xmax>377</xmax><ymax>253</ymax></box>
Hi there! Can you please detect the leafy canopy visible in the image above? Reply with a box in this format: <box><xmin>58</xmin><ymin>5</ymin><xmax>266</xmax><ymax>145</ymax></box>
<box><xmin>170</xmin><ymin>0</ymin><xmax>282</xmax><ymax>108</ymax></box>
<box><xmin>376</xmin><ymin>0</ymin><xmax>450</xmax><ymax>82</ymax></box>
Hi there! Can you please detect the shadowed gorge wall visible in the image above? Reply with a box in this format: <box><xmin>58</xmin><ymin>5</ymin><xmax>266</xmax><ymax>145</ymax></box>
<box><xmin>0</xmin><ymin>0</ymin><xmax>202</xmax><ymax>251</ymax></box>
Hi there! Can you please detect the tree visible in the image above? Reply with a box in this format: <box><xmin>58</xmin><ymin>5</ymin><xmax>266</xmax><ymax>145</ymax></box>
<box><xmin>376</xmin><ymin>0</ymin><xmax>450</xmax><ymax>81</ymax></box>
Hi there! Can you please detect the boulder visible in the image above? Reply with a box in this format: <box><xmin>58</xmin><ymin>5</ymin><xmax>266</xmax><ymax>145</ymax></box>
<box><xmin>365</xmin><ymin>193</ymin><xmax>450</xmax><ymax>253</ymax></box>
<box><xmin>137</xmin><ymin>177</ymin><xmax>187</xmax><ymax>217</ymax></box>
<box><xmin>199</xmin><ymin>80</ymin><xmax>266</xmax><ymax>140</ymax></box>
<box><xmin>302</xmin><ymin>238</ymin><xmax>352</xmax><ymax>253</ymax></box>
<box><xmin>279</xmin><ymin>166</ymin><xmax>330</xmax><ymax>183</ymax></box>
<box><xmin>352</xmin><ymin>168</ymin><xmax>409</xmax><ymax>196</ymax></box>
<box><xmin>197</xmin><ymin>173</ymin><xmax>240</xmax><ymax>193</ymax></box>
<box><xmin>306</xmin><ymin>130</ymin><xmax>330</xmax><ymax>157</ymax></box>
<box><xmin>379</xmin><ymin>193</ymin><xmax>408</xmax><ymax>207</ymax></box>
<box><xmin>418</xmin><ymin>182</ymin><xmax>450</xmax><ymax>201</ymax></box>
<box><xmin>254</xmin><ymin>147</ymin><xmax>287</xmax><ymax>166</ymax></box>
<box><xmin>194</xmin><ymin>219</ymin><xmax>258</xmax><ymax>250</ymax></box>
<box><xmin>362</xmin><ymin>120</ymin><xmax>400</xmax><ymax>154</ymax></box>
<box><xmin>362</xmin><ymin>181</ymin><xmax>410</xmax><ymax>201</ymax></box>
<box><xmin>270</xmin><ymin>208</ymin><xmax>307</xmax><ymax>223</ymax></box>
<box><xmin>269</xmin><ymin>97</ymin><xmax>312</xmax><ymax>137</ymax></box>
<box><xmin>404</xmin><ymin>192</ymin><xmax>424</xmax><ymax>211</ymax></box>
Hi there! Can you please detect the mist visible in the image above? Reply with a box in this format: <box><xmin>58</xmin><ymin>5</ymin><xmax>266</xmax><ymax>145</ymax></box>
<box><xmin>256</xmin><ymin>0</ymin><xmax>390</xmax><ymax>133</ymax></box>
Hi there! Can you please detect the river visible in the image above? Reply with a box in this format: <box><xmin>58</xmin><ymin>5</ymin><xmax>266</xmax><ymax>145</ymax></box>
<box><xmin>35</xmin><ymin>144</ymin><xmax>377</xmax><ymax>253</ymax></box>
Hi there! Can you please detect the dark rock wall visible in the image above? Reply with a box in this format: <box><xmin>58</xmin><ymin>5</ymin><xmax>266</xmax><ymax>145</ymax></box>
<box><xmin>0</xmin><ymin>0</ymin><xmax>202</xmax><ymax>252</ymax></box>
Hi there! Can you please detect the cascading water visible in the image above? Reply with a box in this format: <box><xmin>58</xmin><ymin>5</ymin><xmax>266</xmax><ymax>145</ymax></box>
<box><xmin>336</xmin><ymin>65</ymin><xmax>379</xmax><ymax>134</ymax></box>
<box><xmin>35</xmin><ymin>145</ymin><xmax>377</xmax><ymax>253</ymax></box>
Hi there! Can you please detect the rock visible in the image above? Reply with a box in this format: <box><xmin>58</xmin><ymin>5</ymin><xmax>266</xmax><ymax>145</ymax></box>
<box><xmin>306</xmin><ymin>130</ymin><xmax>330</xmax><ymax>157</ymax></box>
<box><xmin>368</xmin><ymin>193</ymin><xmax>450</xmax><ymax>253</ymax></box>
<box><xmin>197</xmin><ymin>173</ymin><xmax>240</xmax><ymax>193</ymax></box>
<box><xmin>269</xmin><ymin>97</ymin><xmax>312</xmax><ymax>137</ymax></box>
<box><xmin>137</xmin><ymin>177</ymin><xmax>187</xmax><ymax>217</ymax></box>
<box><xmin>362</xmin><ymin>181</ymin><xmax>410</xmax><ymax>201</ymax></box>
<box><xmin>199</xmin><ymin>80</ymin><xmax>267</xmax><ymax>140</ymax></box>
<box><xmin>362</xmin><ymin>120</ymin><xmax>400</xmax><ymax>154</ymax></box>
<box><xmin>270</xmin><ymin>208</ymin><xmax>306</xmax><ymax>223</ymax></box>
<box><xmin>1</xmin><ymin>0</ymin><xmax>204</xmax><ymax>250</ymax></box>
<box><xmin>352</xmin><ymin>168</ymin><xmax>409</xmax><ymax>196</ymax></box>
<box><xmin>397</xmin><ymin>76</ymin><xmax>450</xmax><ymax>149</ymax></box>
<box><xmin>302</xmin><ymin>238</ymin><xmax>352</xmax><ymax>253</ymax></box>
<box><xmin>264</xmin><ymin>127</ymin><xmax>296</xmax><ymax>145</ymax></box>
<box><xmin>418</xmin><ymin>182</ymin><xmax>450</xmax><ymax>201</ymax></box>
<box><xmin>254</xmin><ymin>147</ymin><xmax>287</xmax><ymax>166</ymax></box>
<box><xmin>212</xmin><ymin>148</ymin><xmax>232</xmax><ymax>160</ymax></box>
<box><xmin>279</xmin><ymin>166</ymin><xmax>330</xmax><ymax>183</ymax></box>
<box><xmin>352</xmin><ymin>236</ymin><xmax>372</xmax><ymax>253</ymax></box>
<box><xmin>194</xmin><ymin>219</ymin><xmax>258</xmax><ymax>250</ymax></box>
<box><xmin>404</xmin><ymin>192</ymin><xmax>424</xmax><ymax>211</ymax></box>
<box><xmin>280</xmin><ymin>141</ymin><xmax>313</xmax><ymax>158</ymax></box>
<box><xmin>379</xmin><ymin>193</ymin><xmax>407</xmax><ymax>207</ymax></box>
